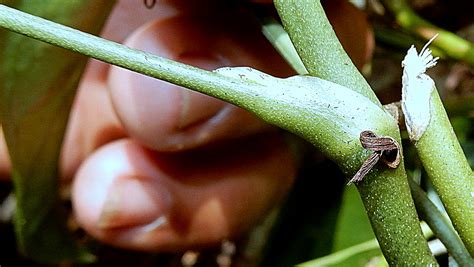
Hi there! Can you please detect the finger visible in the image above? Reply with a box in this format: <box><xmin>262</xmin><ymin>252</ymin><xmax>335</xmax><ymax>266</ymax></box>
<box><xmin>59</xmin><ymin>0</ymin><xmax>181</xmax><ymax>179</ymax></box>
<box><xmin>72</xmin><ymin>136</ymin><xmax>295</xmax><ymax>251</ymax></box>
<box><xmin>59</xmin><ymin>60</ymin><xmax>126</xmax><ymax>179</ymax></box>
<box><xmin>108</xmin><ymin>9</ymin><xmax>294</xmax><ymax>152</ymax></box>
<box><xmin>0</xmin><ymin>127</ymin><xmax>11</xmax><ymax>180</ymax></box>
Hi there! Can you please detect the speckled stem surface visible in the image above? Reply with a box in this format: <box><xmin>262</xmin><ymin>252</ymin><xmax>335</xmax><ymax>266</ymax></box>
<box><xmin>415</xmin><ymin>89</ymin><xmax>474</xmax><ymax>255</ymax></box>
<box><xmin>274</xmin><ymin>0</ymin><xmax>437</xmax><ymax>265</ymax></box>
<box><xmin>0</xmin><ymin>3</ymin><xmax>437</xmax><ymax>265</ymax></box>
<box><xmin>273</xmin><ymin>0</ymin><xmax>378</xmax><ymax>104</ymax></box>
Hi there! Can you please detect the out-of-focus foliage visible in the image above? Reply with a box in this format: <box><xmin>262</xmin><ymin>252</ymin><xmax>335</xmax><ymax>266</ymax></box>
<box><xmin>0</xmin><ymin>1</ymin><xmax>114</xmax><ymax>263</ymax></box>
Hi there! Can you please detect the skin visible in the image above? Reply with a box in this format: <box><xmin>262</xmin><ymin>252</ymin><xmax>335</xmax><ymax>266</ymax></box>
<box><xmin>0</xmin><ymin>0</ymin><xmax>372</xmax><ymax>252</ymax></box>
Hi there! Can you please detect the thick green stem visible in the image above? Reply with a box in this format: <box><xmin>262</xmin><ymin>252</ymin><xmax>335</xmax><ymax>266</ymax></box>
<box><xmin>274</xmin><ymin>1</ymin><xmax>436</xmax><ymax>265</ymax></box>
<box><xmin>0</xmin><ymin>3</ymin><xmax>387</xmax><ymax>169</ymax></box>
<box><xmin>415</xmin><ymin>89</ymin><xmax>474</xmax><ymax>255</ymax></box>
<box><xmin>273</xmin><ymin>0</ymin><xmax>378</xmax><ymax>104</ymax></box>
<box><xmin>408</xmin><ymin>178</ymin><xmax>474</xmax><ymax>265</ymax></box>
<box><xmin>354</xmin><ymin>166</ymin><xmax>437</xmax><ymax>265</ymax></box>
<box><xmin>383</xmin><ymin>0</ymin><xmax>474</xmax><ymax>67</ymax></box>
<box><xmin>0</xmin><ymin>3</ymin><xmax>437</xmax><ymax>265</ymax></box>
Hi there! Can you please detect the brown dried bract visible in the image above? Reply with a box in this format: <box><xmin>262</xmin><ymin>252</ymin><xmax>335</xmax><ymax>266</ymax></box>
<box><xmin>347</xmin><ymin>131</ymin><xmax>401</xmax><ymax>185</ymax></box>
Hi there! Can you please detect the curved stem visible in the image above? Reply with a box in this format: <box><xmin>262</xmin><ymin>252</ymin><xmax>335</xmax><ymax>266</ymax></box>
<box><xmin>0</xmin><ymin>3</ymin><xmax>390</xmax><ymax>170</ymax></box>
<box><xmin>0</xmin><ymin>4</ymin><xmax>248</xmax><ymax>107</ymax></box>
<box><xmin>0</xmin><ymin>3</ymin><xmax>437</xmax><ymax>265</ymax></box>
<box><xmin>297</xmin><ymin>239</ymin><xmax>384</xmax><ymax>267</ymax></box>
<box><xmin>383</xmin><ymin>0</ymin><xmax>474</xmax><ymax>67</ymax></box>
<box><xmin>274</xmin><ymin>1</ymin><xmax>437</xmax><ymax>265</ymax></box>
<box><xmin>408</xmin><ymin>178</ymin><xmax>474</xmax><ymax>265</ymax></box>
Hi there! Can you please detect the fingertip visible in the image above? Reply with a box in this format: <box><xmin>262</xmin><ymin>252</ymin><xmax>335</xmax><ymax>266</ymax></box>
<box><xmin>73</xmin><ymin>135</ymin><xmax>296</xmax><ymax>252</ymax></box>
<box><xmin>108</xmin><ymin>12</ymin><xmax>293</xmax><ymax>152</ymax></box>
<box><xmin>72</xmin><ymin>140</ymin><xmax>172</xmax><ymax>239</ymax></box>
<box><xmin>0</xmin><ymin>128</ymin><xmax>11</xmax><ymax>180</ymax></box>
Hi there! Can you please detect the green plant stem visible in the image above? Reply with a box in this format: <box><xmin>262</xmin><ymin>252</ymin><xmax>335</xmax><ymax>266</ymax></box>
<box><xmin>0</xmin><ymin>3</ymin><xmax>388</xmax><ymax>169</ymax></box>
<box><xmin>414</xmin><ymin>88</ymin><xmax>474</xmax><ymax>255</ymax></box>
<box><xmin>383</xmin><ymin>0</ymin><xmax>474</xmax><ymax>67</ymax></box>
<box><xmin>260</xmin><ymin>17</ymin><xmax>308</xmax><ymax>75</ymax></box>
<box><xmin>273</xmin><ymin>0</ymin><xmax>378</xmax><ymax>104</ymax></box>
<box><xmin>408</xmin><ymin>178</ymin><xmax>474</xmax><ymax>265</ymax></box>
<box><xmin>0</xmin><ymin>4</ymin><xmax>436</xmax><ymax>265</ymax></box>
<box><xmin>0</xmin><ymin>4</ymin><xmax>241</xmax><ymax>107</ymax></box>
<box><xmin>274</xmin><ymin>1</ymin><xmax>436</xmax><ymax>265</ymax></box>
<box><xmin>297</xmin><ymin>239</ymin><xmax>385</xmax><ymax>267</ymax></box>
<box><xmin>374</xmin><ymin>26</ymin><xmax>446</xmax><ymax>58</ymax></box>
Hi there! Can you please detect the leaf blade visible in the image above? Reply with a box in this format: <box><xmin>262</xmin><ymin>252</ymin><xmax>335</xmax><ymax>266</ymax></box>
<box><xmin>0</xmin><ymin>1</ymin><xmax>114</xmax><ymax>262</ymax></box>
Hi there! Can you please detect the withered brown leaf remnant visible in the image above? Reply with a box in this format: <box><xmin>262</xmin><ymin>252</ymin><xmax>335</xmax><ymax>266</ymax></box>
<box><xmin>348</xmin><ymin>131</ymin><xmax>401</xmax><ymax>185</ymax></box>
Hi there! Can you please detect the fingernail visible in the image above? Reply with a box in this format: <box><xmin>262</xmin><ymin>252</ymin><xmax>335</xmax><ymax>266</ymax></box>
<box><xmin>177</xmin><ymin>89</ymin><xmax>225</xmax><ymax>130</ymax></box>
<box><xmin>98</xmin><ymin>176</ymin><xmax>171</xmax><ymax>229</ymax></box>
<box><xmin>138</xmin><ymin>215</ymin><xmax>168</xmax><ymax>233</ymax></box>
<box><xmin>177</xmin><ymin>54</ymin><xmax>226</xmax><ymax>130</ymax></box>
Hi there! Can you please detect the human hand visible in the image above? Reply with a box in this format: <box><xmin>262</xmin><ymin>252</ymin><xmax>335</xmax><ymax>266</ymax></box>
<box><xmin>0</xmin><ymin>0</ymin><xmax>372</xmax><ymax>253</ymax></box>
<box><xmin>1</xmin><ymin>0</ymin><xmax>296</xmax><ymax>252</ymax></box>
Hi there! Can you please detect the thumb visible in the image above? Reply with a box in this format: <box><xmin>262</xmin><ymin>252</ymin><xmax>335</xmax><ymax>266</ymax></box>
<box><xmin>107</xmin><ymin>13</ymin><xmax>294</xmax><ymax>152</ymax></box>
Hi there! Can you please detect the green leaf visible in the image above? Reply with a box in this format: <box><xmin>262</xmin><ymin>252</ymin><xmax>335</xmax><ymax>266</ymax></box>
<box><xmin>332</xmin><ymin>186</ymin><xmax>376</xmax><ymax>251</ymax></box>
<box><xmin>260</xmin><ymin>17</ymin><xmax>308</xmax><ymax>75</ymax></box>
<box><xmin>408</xmin><ymin>178</ymin><xmax>474</xmax><ymax>266</ymax></box>
<box><xmin>298</xmin><ymin>239</ymin><xmax>386</xmax><ymax>267</ymax></box>
<box><xmin>259</xmin><ymin>159</ymin><xmax>345</xmax><ymax>267</ymax></box>
<box><xmin>0</xmin><ymin>1</ymin><xmax>114</xmax><ymax>263</ymax></box>
<box><xmin>297</xmin><ymin>182</ymin><xmax>385</xmax><ymax>267</ymax></box>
